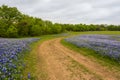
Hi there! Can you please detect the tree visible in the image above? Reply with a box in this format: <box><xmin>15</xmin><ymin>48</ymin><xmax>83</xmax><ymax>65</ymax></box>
<box><xmin>7</xmin><ymin>25</ymin><xmax>18</xmax><ymax>37</ymax></box>
<box><xmin>0</xmin><ymin>5</ymin><xmax>22</xmax><ymax>26</ymax></box>
<box><xmin>17</xmin><ymin>19</ymin><xmax>30</xmax><ymax>36</ymax></box>
<box><xmin>31</xmin><ymin>25</ymin><xmax>42</xmax><ymax>36</ymax></box>
<box><xmin>0</xmin><ymin>18</ymin><xmax>9</xmax><ymax>37</ymax></box>
<box><xmin>52</xmin><ymin>23</ymin><xmax>62</xmax><ymax>34</ymax></box>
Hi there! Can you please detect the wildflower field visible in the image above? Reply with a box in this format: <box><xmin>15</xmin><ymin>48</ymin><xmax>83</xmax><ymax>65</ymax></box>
<box><xmin>65</xmin><ymin>35</ymin><xmax>120</xmax><ymax>61</ymax></box>
<box><xmin>0</xmin><ymin>38</ymin><xmax>39</xmax><ymax>79</ymax></box>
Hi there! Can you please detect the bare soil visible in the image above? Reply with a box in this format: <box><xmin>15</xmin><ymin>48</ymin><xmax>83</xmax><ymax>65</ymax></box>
<box><xmin>37</xmin><ymin>38</ymin><xmax>120</xmax><ymax>80</ymax></box>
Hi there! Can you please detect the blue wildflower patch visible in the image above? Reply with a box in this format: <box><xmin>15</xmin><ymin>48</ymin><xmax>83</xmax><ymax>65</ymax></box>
<box><xmin>0</xmin><ymin>38</ymin><xmax>39</xmax><ymax>79</ymax></box>
<box><xmin>65</xmin><ymin>35</ymin><xmax>120</xmax><ymax>61</ymax></box>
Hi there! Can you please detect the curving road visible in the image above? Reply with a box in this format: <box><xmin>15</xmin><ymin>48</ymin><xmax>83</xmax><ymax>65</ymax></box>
<box><xmin>36</xmin><ymin>38</ymin><xmax>120</xmax><ymax>80</ymax></box>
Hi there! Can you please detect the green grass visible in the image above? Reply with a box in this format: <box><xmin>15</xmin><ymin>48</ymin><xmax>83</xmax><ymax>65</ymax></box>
<box><xmin>68</xmin><ymin>31</ymin><xmax>120</xmax><ymax>35</ymax></box>
<box><xmin>61</xmin><ymin>31</ymin><xmax>120</xmax><ymax>69</ymax></box>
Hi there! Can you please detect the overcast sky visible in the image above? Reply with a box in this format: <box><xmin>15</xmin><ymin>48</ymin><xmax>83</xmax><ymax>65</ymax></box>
<box><xmin>0</xmin><ymin>0</ymin><xmax>120</xmax><ymax>24</ymax></box>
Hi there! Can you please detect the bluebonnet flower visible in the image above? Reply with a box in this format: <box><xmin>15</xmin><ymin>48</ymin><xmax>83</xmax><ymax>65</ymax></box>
<box><xmin>28</xmin><ymin>73</ymin><xmax>31</xmax><ymax>79</ymax></box>
<box><xmin>65</xmin><ymin>35</ymin><xmax>120</xmax><ymax>60</ymax></box>
<box><xmin>0</xmin><ymin>38</ymin><xmax>39</xmax><ymax>79</ymax></box>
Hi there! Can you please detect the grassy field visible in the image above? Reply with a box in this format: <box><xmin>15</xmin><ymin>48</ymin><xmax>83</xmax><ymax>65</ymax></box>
<box><xmin>61</xmin><ymin>31</ymin><xmax>120</xmax><ymax>69</ymax></box>
<box><xmin>22</xmin><ymin>31</ymin><xmax>120</xmax><ymax>79</ymax></box>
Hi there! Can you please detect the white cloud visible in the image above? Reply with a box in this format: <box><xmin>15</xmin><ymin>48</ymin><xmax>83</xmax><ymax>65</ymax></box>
<box><xmin>0</xmin><ymin>0</ymin><xmax>120</xmax><ymax>24</ymax></box>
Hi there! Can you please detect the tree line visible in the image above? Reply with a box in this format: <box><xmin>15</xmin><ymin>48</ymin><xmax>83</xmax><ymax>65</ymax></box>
<box><xmin>0</xmin><ymin>5</ymin><xmax>120</xmax><ymax>38</ymax></box>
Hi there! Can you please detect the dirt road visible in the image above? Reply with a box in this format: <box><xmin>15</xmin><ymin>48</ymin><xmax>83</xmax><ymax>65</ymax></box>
<box><xmin>37</xmin><ymin>38</ymin><xmax>120</xmax><ymax>80</ymax></box>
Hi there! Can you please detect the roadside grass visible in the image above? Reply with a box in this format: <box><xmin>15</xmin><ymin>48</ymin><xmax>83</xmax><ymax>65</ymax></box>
<box><xmin>61</xmin><ymin>31</ymin><xmax>120</xmax><ymax>70</ymax></box>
